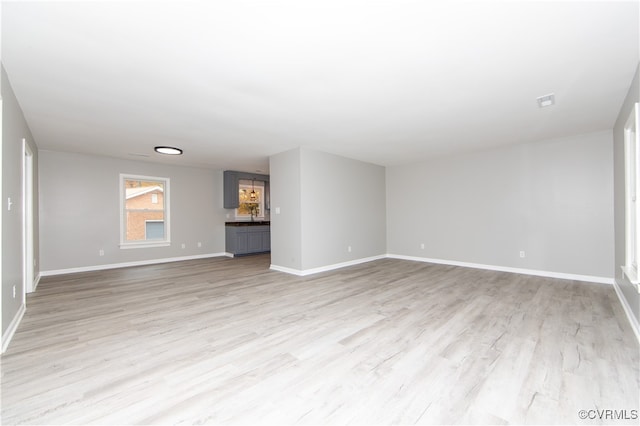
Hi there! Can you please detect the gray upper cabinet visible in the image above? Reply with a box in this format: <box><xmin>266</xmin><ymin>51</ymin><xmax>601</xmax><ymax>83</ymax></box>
<box><xmin>223</xmin><ymin>171</ymin><xmax>239</xmax><ymax>208</ymax></box>
<box><xmin>223</xmin><ymin>170</ymin><xmax>269</xmax><ymax>209</ymax></box>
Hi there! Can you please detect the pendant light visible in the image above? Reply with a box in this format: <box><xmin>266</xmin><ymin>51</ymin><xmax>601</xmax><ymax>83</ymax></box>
<box><xmin>250</xmin><ymin>179</ymin><xmax>257</xmax><ymax>201</ymax></box>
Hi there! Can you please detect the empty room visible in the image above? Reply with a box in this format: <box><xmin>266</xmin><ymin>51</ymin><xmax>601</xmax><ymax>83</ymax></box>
<box><xmin>1</xmin><ymin>1</ymin><xmax>639</xmax><ymax>424</ymax></box>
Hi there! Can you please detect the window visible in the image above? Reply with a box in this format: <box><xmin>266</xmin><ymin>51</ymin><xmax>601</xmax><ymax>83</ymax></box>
<box><xmin>120</xmin><ymin>174</ymin><xmax>170</xmax><ymax>248</ymax></box>
<box><xmin>236</xmin><ymin>179</ymin><xmax>265</xmax><ymax>220</ymax></box>
<box><xmin>623</xmin><ymin>102</ymin><xmax>639</xmax><ymax>284</ymax></box>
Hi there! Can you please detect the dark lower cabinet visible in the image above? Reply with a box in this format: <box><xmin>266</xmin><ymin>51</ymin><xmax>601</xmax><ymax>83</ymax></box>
<box><xmin>226</xmin><ymin>225</ymin><xmax>270</xmax><ymax>255</ymax></box>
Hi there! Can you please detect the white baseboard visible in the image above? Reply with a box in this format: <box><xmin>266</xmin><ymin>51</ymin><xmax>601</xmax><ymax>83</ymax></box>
<box><xmin>270</xmin><ymin>254</ymin><xmax>386</xmax><ymax>276</ymax></box>
<box><xmin>31</xmin><ymin>274</ymin><xmax>41</xmax><ymax>292</ymax></box>
<box><xmin>40</xmin><ymin>252</ymin><xmax>229</xmax><ymax>277</ymax></box>
<box><xmin>613</xmin><ymin>279</ymin><xmax>640</xmax><ymax>344</ymax></box>
<box><xmin>269</xmin><ymin>264</ymin><xmax>303</xmax><ymax>275</ymax></box>
<box><xmin>271</xmin><ymin>253</ymin><xmax>614</xmax><ymax>284</ymax></box>
<box><xmin>387</xmin><ymin>254</ymin><xmax>614</xmax><ymax>285</ymax></box>
<box><xmin>2</xmin><ymin>303</ymin><xmax>25</xmax><ymax>354</ymax></box>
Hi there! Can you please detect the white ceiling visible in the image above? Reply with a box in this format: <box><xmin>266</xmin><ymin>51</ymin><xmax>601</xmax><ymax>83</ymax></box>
<box><xmin>2</xmin><ymin>1</ymin><xmax>639</xmax><ymax>172</ymax></box>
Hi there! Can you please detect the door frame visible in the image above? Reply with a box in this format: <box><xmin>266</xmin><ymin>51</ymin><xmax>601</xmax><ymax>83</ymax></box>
<box><xmin>23</xmin><ymin>139</ymin><xmax>35</xmax><ymax>294</ymax></box>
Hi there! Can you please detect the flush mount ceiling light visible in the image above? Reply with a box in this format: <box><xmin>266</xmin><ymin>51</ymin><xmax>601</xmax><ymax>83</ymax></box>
<box><xmin>537</xmin><ymin>93</ymin><xmax>555</xmax><ymax>108</ymax></box>
<box><xmin>154</xmin><ymin>146</ymin><xmax>183</xmax><ymax>155</ymax></box>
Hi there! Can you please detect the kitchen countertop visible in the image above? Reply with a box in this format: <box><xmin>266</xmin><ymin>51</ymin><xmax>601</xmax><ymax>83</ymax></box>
<box><xmin>225</xmin><ymin>221</ymin><xmax>270</xmax><ymax>226</ymax></box>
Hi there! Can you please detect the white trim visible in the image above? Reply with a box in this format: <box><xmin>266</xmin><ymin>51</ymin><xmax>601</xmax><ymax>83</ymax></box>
<box><xmin>270</xmin><ymin>253</ymin><xmax>614</xmax><ymax>284</ymax></box>
<box><xmin>624</xmin><ymin>103</ymin><xmax>640</xmax><ymax>284</ymax></box>
<box><xmin>270</xmin><ymin>255</ymin><xmax>386</xmax><ymax>276</ymax></box>
<box><xmin>621</xmin><ymin>265</ymin><xmax>640</xmax><ymax>288</ymax></box>
<box><xmin>119</xmin><ymin>242</ymin><xmax>171</xmax><ymax>249</ymax></box>
<box><xmin>269</xmin><ymin>264</ymin><xmax>303</xmax><ymax>275</ymax></box>
<box><xmin>386</xmin><ymin>254</ymin><xmax>614</xmax><ymax>285</ymax></box>
<box><xmin>23</xmin><ymin>139</ymin><xmax>35</xmax><ymax>294</ymax></box>
<box><xmin>33</xmin><ymin>274</ymin><xmax>41</xmax><ymax>292</ymax></box>
<box><xmin>613</xmin><ymin>279</ymin><xmax>640</xmax><ymax>344</ymax></box>
<box><xmin>2</xmin><ymin>303</ymin><xmax>25</xmax><ymax>354</ymax></box>
<box><xmin>224</xmin><ymin>252</ymin><xmax>234</xmax><ymax>258</ymax></box>
<box><xmin>39</xmin><ymin>252</ymin><xmax>228</xmax><ymax>277</ymax></box>
<box><xmin>622</xmin><ymin>265</ymin><xmax>639</xmax><ymax>283</ymax></box>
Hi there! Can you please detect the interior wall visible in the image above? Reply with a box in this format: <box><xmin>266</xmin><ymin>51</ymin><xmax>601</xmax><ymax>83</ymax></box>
<box><xmin>1</xmin><ymin>65</ymin><xmax>39</xmax><ymax>337</ymax></box>
<box><xmin>39</xmin><ymin>150</ymin><xmax>226</xmax><ymax>272</ymax></box>
<box><xmin>299</xmin><ymin>147</ymin><xmax>386</xmax><ymax>270</ymax></box>
<box><xmin>387</xmin><ymin>130</ymin><xmax>615</xmax><ymax>279</ymax></box>
<box><xmin>269</xmin><ymin>148</ymin><xmax>303</xmax><ymax>271</ymax></box>
<box><xmin>613</xmin><ymin>63</ymin><xmax>640</xmax><ymax>323</ymax></box>
<box><xmin>269</xmin><ymin>147</ymin><xmax>386</xmax><ymax>273</ymax></box>
<box><xmin>1</xmin><ymin>0</ymin><xmax>3</xmax><ymax>349</ymax></box>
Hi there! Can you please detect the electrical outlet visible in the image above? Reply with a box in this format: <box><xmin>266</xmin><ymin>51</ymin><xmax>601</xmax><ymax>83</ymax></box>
<box><xmin>420</xmin><ymin>243</ymin><xmax>425</xmax><ymax>249</ymax></box>
<box><xmin>520</xmin><ymin>251</ymin><xmax>525</xmax><ymax>258</ymax></box>
<box><xmin>99</xmin><ymin>249</ymin><xmax>104</xmax><ymax>256</ymax></box>
<box><xmin>197</xmin><ymin>242</ymin><xmax>202</xmax><ymax>248</ymax></box>
<box><xmin>348</xmin><ymin>246</ymin><xmax>352</xmax><ymax>253</ymax></box>
<box><xmin>181</xmin><ymin>243</ymin><xmax>186</xmax><ymax>249</ymax></box>
<box><xmin>13</xmin><ymin>285</ymin><xmax>16</xmax><ymax>298</ymax></box>
<box><xmin>7</xmin><ymin>197</ymin><xmax>12</xmax><ymax>211</ymax></box>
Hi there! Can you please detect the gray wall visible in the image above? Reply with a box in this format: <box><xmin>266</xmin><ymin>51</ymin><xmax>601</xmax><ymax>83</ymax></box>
<box><xmin>269</xmin><ymin>148</ymin><xmax>303</xmax><ymax>270</ymax></box>
<box><xmin>270</xmin><ymin>147</ymin><xmax>387</xmax><ymax>272</ymax></box>
<box><xmin>2</xmin><ymin>65</ymin><xmax>40</xmax><ymax>336</ymax></box>
<box><xmin>387</xmin><ymin>130</ymin><xmax>615</xmax><ymax>279</ymax></box>
<box><xmin>613</xmin><ymin>63</ymin><xmax>640</xmax><ymax>323</ymax></box>
<box><xmin>299</xmin><ymin>148</ymin><xmax>386</xmax><ymax>270</ymax></box>
<box><xmin>39</xmin><ymin>150</ymin><xmax>226</xmax><ymax>272</ymax></box>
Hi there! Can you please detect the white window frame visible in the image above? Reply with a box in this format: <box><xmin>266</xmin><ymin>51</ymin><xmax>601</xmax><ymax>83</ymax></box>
<box><xmin>623</xmin><ymin>102</ymin><xmax>640</xmax><ymax>287</ymax></box>
<box><xmin>119</xmin><ymin>173</ymin><xmax>171</xmax><ymax>249</ymax></box>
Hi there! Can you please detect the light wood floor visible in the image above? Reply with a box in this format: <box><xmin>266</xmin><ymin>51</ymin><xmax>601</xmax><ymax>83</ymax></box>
<box><xmin>1</xmin><ymin>255</ymin><xmax>638</xmax><ymax>425</ymax></box>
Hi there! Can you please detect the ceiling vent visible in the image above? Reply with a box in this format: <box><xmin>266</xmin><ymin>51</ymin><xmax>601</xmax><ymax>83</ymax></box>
<box><xmin>537</xmin><ymin>93</ymin><xmax>555</xmax><ymax>108</ymax></box>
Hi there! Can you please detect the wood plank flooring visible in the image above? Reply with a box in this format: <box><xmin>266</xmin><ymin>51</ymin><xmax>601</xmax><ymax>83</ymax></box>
<box><xmin>1</xmin><ymin>255</ymin><xmax>638</xmax><ymax>425</ymax></box>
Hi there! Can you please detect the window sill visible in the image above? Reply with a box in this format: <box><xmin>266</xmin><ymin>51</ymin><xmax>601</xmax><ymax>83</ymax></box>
<box><xmin>119</xmin><ymin>241</ymin><xmax>171</xmax><ymax>250</ymax></box>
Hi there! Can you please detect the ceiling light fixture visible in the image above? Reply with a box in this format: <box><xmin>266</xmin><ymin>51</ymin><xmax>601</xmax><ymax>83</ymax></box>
<box><xmin>154</xmin><ymin>146</ymin><xmax>183</xmax><ymax>155</ymax></box>
<box><xmin>536</xmin><ymin>93</ymin><xmax>555</xmax><ymax>108</ymax></box>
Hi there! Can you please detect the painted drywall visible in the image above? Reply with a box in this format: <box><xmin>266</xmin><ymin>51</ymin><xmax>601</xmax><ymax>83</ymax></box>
<box><xmin>270</xmin><ymin>147</ymin><xmax>386</xmax><ymax>273</ymax></box>
<box><xmin>1</xmin><ymin>1</ymin><xmax>4</xmax><ymax>349</ymax></box>
<box><xmin>39</xmin><ymin>150</ymin><xmax>226</xmax><ymax>272</ymax></box>
<box><xmin>299</xmin><ymin>148</ymin><xmax>386</xmax><ymax>270</ymax></box>
<box><xmin>613</xmin><ymin>63</ymin><xmax>640</xmax><ymax>323</ymax></box>
<box><xmin>269</xmin><ymin>148</ymin><xmax>303</xmax><ymax>270</ymax></box>
<box><xmin>387</xmin><ymin>130</ymin><xmax>614</xmax><ymax>279</ymax></box>
<box><xmin>2</xmin><ymin>65</ymin><xmax>40</xmax><ymax>337</ymax></box>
